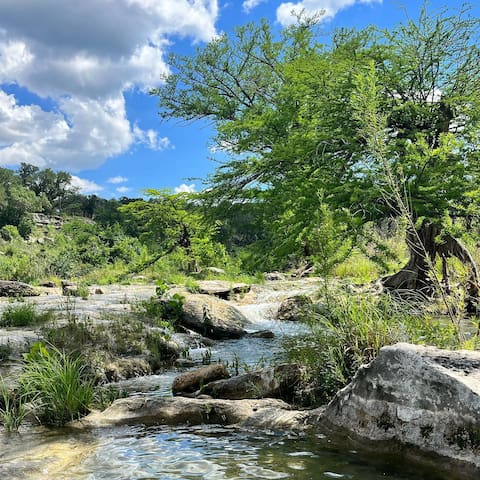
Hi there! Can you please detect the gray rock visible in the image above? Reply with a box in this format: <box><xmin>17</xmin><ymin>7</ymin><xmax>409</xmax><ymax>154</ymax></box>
<box><xmin>322</xmin><ymin>343</ymin><xmax>480</xmax><ymax>469</ymax></box>
<box><xmin>0</xmin><ymin>280</ymin><xmax>39</xmax><ymax>297</ymax></box>
<box><xmin>179</xmin><ymin>292</ymin><xmax>248</xmax><ymax>339</ymax></box>
<box><xmin>172</xmin><ymin>363</ymin><xmax>229</xmax><ymax>395</ymax></box>
<box><xmin>200</xmin><ymin>363</ymin><xmax>304</xmax><ymax>402</ymax></box>
<box><xmin>264</xmin><ymin>271</ymin><xmax>286</xmax><ymax>281</ymax></box>
<box><xmin>75</xmin><ymin>396</ymin><xmax>309</xmax><ymax>430</ymax></box>
<box><xmin>196</xmin><ymin>280</ymin><xmax>250</xmax><ymax>299</ymax></box>
<box><xmin>275</xmin><ymin>294</ymin><xmax>313</xmax><ymax>321</ymax></box>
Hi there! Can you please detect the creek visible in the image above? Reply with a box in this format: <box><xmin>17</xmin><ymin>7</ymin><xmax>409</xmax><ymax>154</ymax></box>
<box><xmin>0</xmin><ymin>281</ymin><xmax>450</xmax><ymax>479</ymax></box>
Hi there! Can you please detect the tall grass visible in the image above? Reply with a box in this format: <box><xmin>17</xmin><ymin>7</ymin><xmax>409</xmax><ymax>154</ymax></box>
<box><xmin>20</xmin><ymin>344</ymin><xmax>94</xmax><ymax>425</ymax></box>
<box><xmin>285</xmin><ymin>292</ymin><xmax>464</xmax><ymax>405</ymax></box>
<box><xmin>0</xmin><ymin>381</ymin><xmax>27</xmax><ymax>432</ymax></box>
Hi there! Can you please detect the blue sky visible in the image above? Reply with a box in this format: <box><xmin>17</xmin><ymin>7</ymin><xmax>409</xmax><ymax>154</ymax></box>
<box><xmin>0</xmin><ymin>0</ymin><xmax>475</xmax><ymax>198</ymax></box>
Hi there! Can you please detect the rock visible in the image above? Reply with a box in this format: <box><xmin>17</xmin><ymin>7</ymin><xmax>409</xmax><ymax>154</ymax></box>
<box><xmin>247</xmin><ymin>330</ymin><xmax>275</xmax><ymax>339</ymax></box>
<box><xmin>103</xmin><ymin>357</ymin><xmax>152</xmax><ymax>382</ymax></box>
<box><xmin>200</xmin><ymin>363</ymin><xmax>305</xmax><ymax>402</ymax></box>
<box><xmin>95</xmin><ymin>288</ymin><xmax>104</xmax><ymax>295</ymax></box>
<box><xmin>196</xmin><ymin>280</ymin><xmax>251</xmax><ymax>299</ymax></box>
<box><xmin>75</xmin><ymin>396</ymin><xmax>309</xmax><ymax>431</ymax></box>
<box><xmin>203</xmin><ymin>267</ymin><xmax>226</xmax><ymax>276</ymax></box>
<box><xmin>174</xmin><ymin>358</ymin><xmax>196</xmax><ymax>368</ymax></box>
<box><xmin>264</xmin><ymin>271</ymin><xmax>286</xmax><ymax>281</ymax></box>
<box><xmin>179</xmin><ymin>292</ymin><xmax>248</xmax><ymax>339</ymax></box>
<box><xmin>275</xmin><ymin>294</ymin><xmax>313</xmax><ymax>321</ymax></box>
<box><xmin>172</xmin><ymin>363</ymin><xmax>230</xmax><ymax>395</ymax></box>
<box><xmin>40</xmin><ymin>281</ymin><xmax>56</xmax><ymax>288</ymax></box>
<box><xmin>322</xmin><ymin>343</ymin><xmax>480</xmax><ymax>469</ymax></box>
<box><xmin>0</xmin><ymin>280</ymin><xmax>39</xmax><ymax>297</ymax></box>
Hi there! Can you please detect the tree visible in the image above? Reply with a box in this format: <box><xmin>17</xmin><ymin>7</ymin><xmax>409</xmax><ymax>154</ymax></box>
<box><xmin>152</xmin><ymin>5</ymin><xmax>480</xmax><ymax>305</ymax></box>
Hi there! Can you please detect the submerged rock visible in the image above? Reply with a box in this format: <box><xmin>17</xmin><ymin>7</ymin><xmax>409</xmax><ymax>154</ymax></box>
<box><xmin>322</xmin><ymin>343</ymin><xmax>480</xmax><ymax>469</ymax></box>
<box><xmin>0</xmin><ymin>280</ymin><xmax>39</xmax><ymax>297</ymax></box>
<box><xmin>179</xmin><ymin>292</ymin><xmax>248</xmax><ymax>339</ymax></box>
<box><xmin>172</xmin><ymin>364</ymin><xmax>230</xmax><ymax>396</ymax></box>
<box><xmin>200</xmin><ymin>363</ymin><xmax>304</xmax><ymax>402</ymax></box>
<box><xmin>76</xmin><ymin>396</ymin><xmax>309</xmax><ymax>430</ymax></box>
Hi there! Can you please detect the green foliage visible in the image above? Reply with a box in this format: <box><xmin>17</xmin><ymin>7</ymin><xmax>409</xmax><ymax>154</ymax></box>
<box><xmin>0</xmin><ymin>342</ymin><xmax>12</xmax><ymax>362</ymax></box>
<box><xmin>20</xmin><ymin>344</ymin><xmax>94</xmax><ymax>425</ymax></box>
<box><xmin>0</xmin><ymin>381</ymin><xmax>27</xmax><ymax>432</ymax></box>
<box><xmin>285</xmin><ymin>292</ymin><xmax>464</xmax><ymax>405</ymax></box>
<box><xmin>0</xmin><ymin>303</ymin><xmax>54</xmax><ymax>327</ymax></box>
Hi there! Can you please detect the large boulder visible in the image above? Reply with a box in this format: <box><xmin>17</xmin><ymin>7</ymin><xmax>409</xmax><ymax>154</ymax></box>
<box><xmin>0</xmin><ymin>280</ymin><xmax>38</xmax><ymax>297</ymax></box>
<box><xmin>76</xmin><ymin>396</ymin><xmax>308</xmax><ymax>431</ymax></box>
<box><xmin>196</xmin><ymin>280</ymin><xmax>250</xmax><ymax>300</ymax></box>
<box><xmin>322</xmin><ymin>343</ymin><xmax>480</xmax><ymax>469</ymax></box>
<box><xmin>275</xmin><ymin>294</ymin><xmax>313</xmax><ymax>321</ymax></box>
<box><xmin>172</xmin><ymin>363</ymin><xmax>230</xmax><ymax>395</ymax></box>
<box><xmin>179</xmin><ymin>292</ymin><xmax>248</xmax><ymax>339</ymax></box>
<box><xmin>200</xmin><ymin>363</ymin><xmax>304</xmax><ymax>402</ymax></box>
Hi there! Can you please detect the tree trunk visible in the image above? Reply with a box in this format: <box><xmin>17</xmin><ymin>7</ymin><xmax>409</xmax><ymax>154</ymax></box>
<box><xmin>382</xmin><ymin>222</ymin><xmax>480</xmax><ymax>313</ymax></box>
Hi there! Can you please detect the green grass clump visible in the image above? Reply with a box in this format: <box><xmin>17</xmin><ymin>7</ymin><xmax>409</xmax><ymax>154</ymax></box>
<box><xmin>0</xmin><ymin>378</ymin><xmax>28</xmax><ymax>432</ymax></box>
<box><xmin>20</xmin><ymin>343</ymin><xmax>94</xmax><ymax>426</ymax></box>
<box><xmin>0</xmin><ymin>303</ymin><xmax>54</xmax><ymax>327</ymax></box>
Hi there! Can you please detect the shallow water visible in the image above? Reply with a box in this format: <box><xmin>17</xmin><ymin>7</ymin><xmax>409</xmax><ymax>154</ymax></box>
<box><xmin>0</xmin><ymin>425</ymin><xmax>443</xmax><ymax>480</ymax></box>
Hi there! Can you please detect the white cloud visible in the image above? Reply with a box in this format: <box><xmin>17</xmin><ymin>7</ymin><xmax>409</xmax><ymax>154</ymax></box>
<box><xmin>70</xmin><ymin>175</ymin><xmax>104</xmax><ymax>194</ymax></box>
<box><xmin>108</xmin><ymin>176</ymin><xmax>129</xmax><ymax>184</ymax></box>
<box><xmin>277</xmin><ymin>0</ymin><xmax>381</xmax><ymax>26</ymax></box>
<box><xmin>116</xmin><ymin>186</ymin><xmax>131</xmax><ymax>194</ymax></box>
<box><xmin>133</xmin><ymin>125</ymin><xmax>173</xmax><ymax>151</ymax></box>
<box><xmin>0</xmin><ymin>0</ymin><xmax>219</xmax><ymax>170</ymax></box>
<box><xmin>242</xmin><ymin>0</ymin><xmax>267</xmax><ymax>13</ymax></box>
<box><xmin>174</xmin><ymin>183</ymin><xmax>196</xmax><ymax>193</ymax></box>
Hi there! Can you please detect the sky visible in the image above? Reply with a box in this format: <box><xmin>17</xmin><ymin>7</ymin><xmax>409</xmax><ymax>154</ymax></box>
<box><xmin>0</xmin><ymin>0</ymin><xmax>475</xmax><ymax>198</ymax></box>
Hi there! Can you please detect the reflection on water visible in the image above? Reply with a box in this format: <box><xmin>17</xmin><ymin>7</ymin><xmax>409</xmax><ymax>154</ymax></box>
<box><xmin>0</xmin><ymin>425</ymin><xmax>443</xmax><ymax>480</ymax></box>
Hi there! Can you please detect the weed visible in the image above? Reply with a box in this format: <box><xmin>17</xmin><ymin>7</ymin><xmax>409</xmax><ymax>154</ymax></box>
<box><xmin>20</xmin><ymin>343</ymin><xmax>94</xmax><ymax>426</ymax></box>
<box><xmin>0</xmin><ymin>342</ymin><xmax>12</xmax><ymax>361</ymax></box>
<box><xmin>0</xmin><ymin>381</ymin><xmax>27</xmax><ymax>432</ymax></box>
<box><xmin>0</xmin><ymin>303</ymin><xmax>54</xmax><ymax>327</ymax></box>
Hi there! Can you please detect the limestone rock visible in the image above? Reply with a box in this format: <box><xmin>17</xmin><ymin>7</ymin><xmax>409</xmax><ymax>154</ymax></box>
<box><xmin>0</xmin><ymin>280</ymin><xmax>38</xmax><ymax>297</ymax></box>
<box><xmin>264</xmin><ymin>271</ymin><xmax>286</xmax><ymax>281</ymax></box>
<box><xmin>196</xmin><ymin>280</ymin><xmax>250</xmax><ymax>299</ymax></box>
<box><xmin>172</xmin><ymin>363</ymin><xmax>230</xmax><ymax>395</ymax></box>
<box><xmin>247</xmin><ymin>330</ymin><xmax>275</xmax><ymax>339</ymax></box>
<box><xmin>76</xmin><ymin>396</ymin><xmax>309</xmax><ymax>431</ymax></box>
<box><xmin>179</xmin><ymin>292</ymin><xmax>248</xmax><ymax>339</ymax></box>
<box><xmin>275</xmin><ymin>294</ymin><xmax>313</xmax><ymax>321</ymax></box>
<box><xmin>200</xmin><ymin>363</ymin><xmax>304</xmax><ymax>402</ymax></box>
<box><xmin>323</xmin><ymin>343</ymin><xmax>480</xmax><ymax>469</ymax></box>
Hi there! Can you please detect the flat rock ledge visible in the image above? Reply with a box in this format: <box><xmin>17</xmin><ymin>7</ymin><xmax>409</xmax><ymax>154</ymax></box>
<box><xmin>322</xmin><ymin>342</ymin><xmax>480</xmax><ymax>470</ymax></box>
<box><xmin>75</xmin><ymin>396</ymin><xmax>311</xmax><ymax>431</ymax></box>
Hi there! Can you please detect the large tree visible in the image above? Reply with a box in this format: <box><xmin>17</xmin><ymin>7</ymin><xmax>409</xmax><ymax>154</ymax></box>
<box><xmin>152</xmin><ymin>5</ymin><xmax>480</xmax><ymax>305</ymax></box>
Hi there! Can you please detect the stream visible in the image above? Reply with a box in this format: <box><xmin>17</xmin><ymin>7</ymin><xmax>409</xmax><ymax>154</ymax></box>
<box><xmin>0</xmin><ymin>281</ymin><xmax>452</xmax><ymax>479</ymax></box>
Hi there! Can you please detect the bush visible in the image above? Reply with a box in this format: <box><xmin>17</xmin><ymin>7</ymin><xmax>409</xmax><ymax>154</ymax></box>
<box><xmin>0</xmin><ymin>303</ymin><xmax>54</xmax><ymax>327</ymax></box>
<box><xmin>20</xmin><ymin>343</ymin><xmax>94</xmax><ymax>426</ymax></box>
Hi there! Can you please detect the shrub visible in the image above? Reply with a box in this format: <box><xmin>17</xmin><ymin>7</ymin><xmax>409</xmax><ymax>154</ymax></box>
<box><xmin>20</xmin><ymin>343</ymin><xmax>94</xmax><ymax>425</ymax></box>
<box><xmin>0</xmin><ymin>303</ymin><xmax>54</xmax><ymax>327</ymax></box>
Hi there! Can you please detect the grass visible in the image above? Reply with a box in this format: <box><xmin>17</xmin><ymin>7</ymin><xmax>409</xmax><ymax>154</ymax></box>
<box><xmin>284</xmin><ymin>291</ymin><xmax>469</xmax><ymax>406</ymax></box>
<box><xmin>0</xmin><ymin>303</ymin><xmax>54</xmax><ymax>327</ymax></box>
<box><xmin>0</xmin><ymin>380</ymin><xmax>28</xmax><ymax>432</ymax></box>
<box><xmin>20</xmin><ymin>343</ymin><xmax>94</xmax><ymax>426</ymax></box>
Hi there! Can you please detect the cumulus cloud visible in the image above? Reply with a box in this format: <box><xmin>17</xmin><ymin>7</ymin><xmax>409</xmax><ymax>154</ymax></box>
<box><xmin>108</xmin><ymin>176</ymin><xmax>129</xmax><ymax>184</ymax></box>
<box><xmin>242</xmin><ymin>0</ymin><xmax>267</xmax><ymax>13</ymax></box>
<box><xmin>277</xmin><ymin>0</ymin><xmax>381</xmax><ymax>26</ymax></box>
<box><xmin>0</xmin><ymin>0</ymin><xmax>219</xmax><ymax>170</ymax></box>
<box><xmin>116</xmin><ymin>186</ymin><xmax>132</xmax><ymax>194</ymax></box>
<box><xmin>70</xmin><ymin>175</ymin><xmax>104</xmax><ymax>194</ymax></box>
<box><xmin>174</xmin><ymin>183</ymin><xmax>196</xmax><ymax>194</ymax></box>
